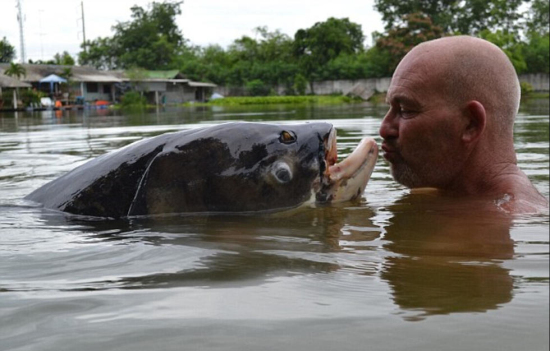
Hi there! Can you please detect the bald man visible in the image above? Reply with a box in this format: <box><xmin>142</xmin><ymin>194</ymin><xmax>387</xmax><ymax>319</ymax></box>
<box><xmin>379</xmin><ymin>35</ymin><xmax>548</xmax><ymax>214</ymax></box>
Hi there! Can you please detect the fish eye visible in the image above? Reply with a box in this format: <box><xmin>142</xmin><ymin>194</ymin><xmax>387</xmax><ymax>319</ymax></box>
<box><xmin>279</xmin><ymin>131</ymin><xmax>296</xmax><ymax>144</ymax></box>
<box><xmin>271</xmin><ymin>162</ymin><xmax>293</xmax><ymax>184</ymax></box>
<box><xmin>275</xmin><ymin>168</ymin><xmax>292</xmax><ymax>183</ymax></box>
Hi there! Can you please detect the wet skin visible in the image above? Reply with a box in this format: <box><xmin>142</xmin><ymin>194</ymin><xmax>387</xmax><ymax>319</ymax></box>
<box><xmin>25</xmin><ymin>122</ymin><xmax>378</xmax><ymax>219</ymax></box>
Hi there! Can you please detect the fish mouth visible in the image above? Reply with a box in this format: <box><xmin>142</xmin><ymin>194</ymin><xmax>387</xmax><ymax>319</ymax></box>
<box><xmin>324</xmin><ymin>127</ymin><xmax>339</xmax><ymax>174</ymax></box>
<box><xmin>317</xmin><ymin>128</ymin><xmax>378</xmax><ymax>203</ymax></box>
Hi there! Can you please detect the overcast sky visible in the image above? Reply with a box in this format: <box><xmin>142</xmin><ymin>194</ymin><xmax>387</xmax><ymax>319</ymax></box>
<box><xmin>1</xmin><ymin>0</ymin><xmax>384</xmax><ymax>63</ymax></box>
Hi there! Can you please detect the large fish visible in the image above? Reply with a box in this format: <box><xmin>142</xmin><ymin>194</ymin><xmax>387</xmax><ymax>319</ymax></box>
<box><xmin>25</xmin><ymin>122</ymin><xmax>378</xmax><ymax>218</ymax></box>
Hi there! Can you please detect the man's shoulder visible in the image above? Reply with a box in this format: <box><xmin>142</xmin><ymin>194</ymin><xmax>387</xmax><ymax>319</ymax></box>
<box><xmin>497</xmin><ymin>181</ymin><xmax>548</xmax><ymax>214</ymax></box>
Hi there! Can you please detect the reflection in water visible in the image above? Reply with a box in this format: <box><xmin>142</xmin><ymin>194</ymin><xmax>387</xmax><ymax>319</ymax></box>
<box><xmin>45</xmin><ymin>205</ymin><xmax>379</xmax><ymax>291</ymax></box>
<box><xmin>380</xmin><ymin>190</ymin><xmax>515</xmax><ymax>320</ymax></box>
<box><xmin>0</xmin><ymin>104</ymin><xmax>547</xmax><ymax>351</ymax></box>
<box><xmin>30</xmin><ymin>191</ymin><xmax>519</xmax><ymax>322</ymax></box>
<box><xmin>6</xmin><ymin>187</ymin><xmax>519</xmax><ymax>323</ymax></box>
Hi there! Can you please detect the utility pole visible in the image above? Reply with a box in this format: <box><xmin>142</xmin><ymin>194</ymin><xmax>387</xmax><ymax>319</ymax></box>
<box><xmin>15</xmin><ymin>0</ymin><xmax>26</xmax><ymax>63</ymax></box>
<box><xmin>81</xmin><ymin>1</ymin><xmax>87</xmax><ymax>52</ymax></box>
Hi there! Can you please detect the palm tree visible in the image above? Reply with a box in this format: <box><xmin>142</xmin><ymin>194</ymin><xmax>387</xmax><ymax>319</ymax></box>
<box><xmin>4</xmin><ymin>62</ymin><xmax>27</xmax><ymax>109</ymax></box>
<box><xmin>4</xmin><ymin>62</ymin><xmax>26</xmax><ymax>80</ymax></box>
<box><xmin>59</xmin><ymin>67</ymin><xmax>73</xmax><ymax>80</ymax></box>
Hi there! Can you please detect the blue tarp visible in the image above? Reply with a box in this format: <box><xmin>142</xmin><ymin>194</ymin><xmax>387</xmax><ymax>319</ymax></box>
<box><xmin>39</xmin><ymin>74</ymin><xmax>67</xmax><ymax>93</ymax></box>
<box><xmin>210</xmin><ymin>92</ymin><xmax>224</xmax><ymax>100</ymax></box>
<box><xmin>39</xmin><ymin>74</ymin><xmax>67</xmax><ymax>83</ymax></box>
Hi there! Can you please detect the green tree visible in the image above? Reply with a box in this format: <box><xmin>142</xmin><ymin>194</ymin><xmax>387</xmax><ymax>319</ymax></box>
<box><xmin>293</xmin><ymin>17</ymin><xmax>365</xmax><ymax>91</ymax></box>
<box><xmin>32</xmin><ymin>52</ymin><xmax>76</xmax><ymax>65</ymax></box>
<box><xmin>176</xmin><ymin>44</ymin><xmax>233</xmax><ymax>84</ymax></box>
<box><xmin>224</xmin><ymin>27</ymin><xmax>297</xmax><ymax>87</ymax></box>
<box><xmin>54</xmin><ymin>51</ymin><xmax>75</xmax><ymax>65</ymax></box>
<box><xmin>522</xmin><ymin>32</ymin><xmax>549</xmax><ymax>73</ymax></box>
<box><xmin>0</xmin><ymin>37</ymin><xmax>16</xmax><ymax>63</ymax></box>
<box><xmin>374</xmin><ymin>0</ymin><xmax>526</xmax><ymax>35</ymax></box>
<box><xmin>525</xmin><ymin>0</ymin><xmax>549</xmax><ymax>36</ymax></box>
<box><xmin>479</xmin><ymin>29</ymin><xmax>527</xmax><ymax>73</ymax></box>
<box><xmin>293</xmin><ymin>74</ymin><xmax>308</xmax><ymax>95</ymax></box>
<box><xmin>4</xmin><ymin>62</ymin><xmax>27</xmax><ymax>107</ymax></box>
<box><xmin>253</xmin><ymin>26</ymin><xmax>295</xmax><ymax>63</ymax></box>
<box><xmin>78</xmin><ymin>1</ymin><xmax>185</xmax><ymax>69</ymax></box>
<box><xmin>362</xmin><ymin>45</ymin><xmax>393</xmax><ymax>78</ymax></box>
<box><xmin>246</xmin><ymin>79</ymin><xmax>270</xmax><ymax>96</ymax></box>
<box><xmin>4</xmin><ymin>62</ymin><xmax>26</xmax><ymax>79</ymax></box>
<box><xmin>79</xmin><ymin>37</ymin><xmax>118</xmax><ymax>69</ymax></box>
<box><xmin>177</xmin><ymin>27</ymin><xmax>299</xmax><ymax>90</ymax></box>
<box><xmin>375</xmin><ymin>13</ymin><xmax>444</xmax><ymax>73</ymax></box>
<box><xmin>28</xmin><ymin>59</ymin><xmax>56</xmax><ymax>64</ymax></box>
<box><xmin>522</xmin><ymin>0</ymin><xmax>549</xmax><ymax>73</ymax></box>
<box><xmin>59</xmin><ymin>67</ymin><xmax>73</xmax><ymax>79</ymax></box>
<box><xmin>125</xmin><ymin>66</ymin><xmax>148</xmax><ymax>91</ymax></box>
<box><xmin>113</xmin><ymin>1</ymin><xmax>185</xmax><ymax>69</ymax></box>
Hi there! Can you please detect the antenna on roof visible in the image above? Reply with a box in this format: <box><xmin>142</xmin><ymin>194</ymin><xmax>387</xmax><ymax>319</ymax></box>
<box><xmin>15</xmin><ymin>0</ymin><xmax>26</xmax><ymax>63</ymax></box>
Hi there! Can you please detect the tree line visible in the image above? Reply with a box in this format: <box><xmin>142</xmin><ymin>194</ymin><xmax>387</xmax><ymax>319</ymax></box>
<box><xmin>1</xmin><ymin>0</ymin><xmax>548</xmax><ymax>95</ymax></box>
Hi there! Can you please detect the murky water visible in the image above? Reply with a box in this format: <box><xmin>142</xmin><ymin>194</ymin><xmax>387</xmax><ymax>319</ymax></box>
<box><xmin>1</xmin><ymin>101</ymin><xmax>548</xmax><ymax>351</ymax></box>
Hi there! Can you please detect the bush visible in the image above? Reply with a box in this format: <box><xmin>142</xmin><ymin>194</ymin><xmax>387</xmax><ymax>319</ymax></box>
<box><xmin>293</xmin><ymin>74</ymin><xmax>308</xmax><ymax>95</ymax></box>
<box><xmin>20</xmin><ymin>89</ymin><xmax>43</xmax><ymax>107</ymax></box>
<box><xmin>120</xmin><ymin>91</ymin><xmax>147</xmax><ymax>108</ymax></box>
<box><xmin>245</xmin><ymin>79</ymin><xmax>271</xmax><ymax>96</ymax></box>
<box><xmin>206</xmin><ymin>95</ymin><xmax>354</xmax><ymax>106</ymax></box>
<box><xmin>520</xmin><ymin>81</ymin><xmax>534</xmax><ymax>96</ymax></box>
<box><xmin>1</xmin><ymin>90</ymin><xmax>14</xmax><ymax>107</ymax></box>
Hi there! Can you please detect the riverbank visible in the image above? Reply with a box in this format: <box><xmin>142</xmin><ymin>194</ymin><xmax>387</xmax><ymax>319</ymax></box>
<box><xmin>191</xmin><ymin>95</ymin><xmax>363</xmax><ymax>106</ymax></box>
<box><xmin>4</xmin><ymin>92</ymin><xmax>547</xmax><ymax>113</ymax></box>
<box><xmin>523</xmin><ymin>92</ymin><xmax>550</xmax><ymax>99</ymax></box>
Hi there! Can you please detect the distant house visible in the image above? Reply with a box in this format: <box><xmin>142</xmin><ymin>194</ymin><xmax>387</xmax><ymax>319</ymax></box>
<box><xmin>114</xmin><ymin>70</ymin><xmax>217</xmax><ymax>104</ymax></box>
<box><xmin>0</xmin><ymin>75</ymin><xmax>33</xmax><ymax>109</ymax></box>
<box><xmin>0</xmin><ymin>64</ymin><xmax>121</xmax><ymax>103</ymax></box>
<box><xmin>0</xmin><ymin>74</ymin><xmax>32</xmax><ymax>92</ymax></box>
<box><xmin>0</xmin><ymin>64</ymin><xmax>216</xmax><ymax>105</ymax></box>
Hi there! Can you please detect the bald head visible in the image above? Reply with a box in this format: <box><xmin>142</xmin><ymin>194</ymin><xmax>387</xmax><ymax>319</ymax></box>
<box><xmin>380</xmin><ymin>36</ymin><xmax>548</xmax><ymax>209</ymax></box>
<box><xmin>397</xmin><ymin>36</ymin><xmax>520</xmax><ymax>137</ymax></box>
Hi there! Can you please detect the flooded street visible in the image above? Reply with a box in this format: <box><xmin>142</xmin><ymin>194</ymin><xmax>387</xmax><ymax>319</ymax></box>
<box><xmin>0</xmin><ymin>101</ymin><xmax>548</xmax><ymax>351</ymax></box>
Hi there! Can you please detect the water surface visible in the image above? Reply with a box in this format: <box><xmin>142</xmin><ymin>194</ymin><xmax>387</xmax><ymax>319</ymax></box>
<box><xmin>1</xmin><ymin>102</ymin><xmax>548</xmax><ymax>351</ymax></box>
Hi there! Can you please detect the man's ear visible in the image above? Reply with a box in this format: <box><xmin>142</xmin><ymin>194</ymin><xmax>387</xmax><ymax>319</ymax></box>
<box><xmin>462</xmin><ymin>100</ymin><xmax>486</xmax><ymax>143</ymax></box>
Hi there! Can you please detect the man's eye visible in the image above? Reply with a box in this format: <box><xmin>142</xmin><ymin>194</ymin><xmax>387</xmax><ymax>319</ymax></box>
<box><xmin>399</xmin><ymin>107</ymin><xmax>417</xmax><ymax>118</ymax></box>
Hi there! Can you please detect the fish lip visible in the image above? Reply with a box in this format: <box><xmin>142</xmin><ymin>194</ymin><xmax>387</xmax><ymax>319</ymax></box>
<box><xmin>316</xmin><ymin>134</ymin><xmax>379</xmax><ymax>204</ymax></box>
<box><xmin>322</xmin><ymin>127</ymin><xmax>338</xmax><ymax>178</ymax></box>
<box><xmin>329</xmin><ymin>138</ymin><xmax>378</xmax><ymax>181</ymax></box>
<box><xmin>312</xmin><ymin>127</ymin><xmax>337</xmax><ymax>200</ymax></box>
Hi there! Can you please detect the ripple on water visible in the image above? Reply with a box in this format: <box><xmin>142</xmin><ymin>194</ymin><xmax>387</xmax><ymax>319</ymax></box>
<box><xmin>0</xmin><ymin>106</ymin><xmax>548</xmax><ymax>351</ymax></box>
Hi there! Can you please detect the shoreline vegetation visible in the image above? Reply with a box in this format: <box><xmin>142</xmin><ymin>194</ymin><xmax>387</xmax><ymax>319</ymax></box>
<box><xmin>1</xmin><ymin>92</ymin><xmax>547</xmax><ymax>113</ymax></box>
<box><xmin>110</xmin><ymin>95</ymin><xmax>366</xmax><ymax>110</ymax></box>
<box><xmin>192</xmin><ymin>95</ymin><xmax>364</xmax><ymax>106</ymax></box>
<box><xmin>113</xmin><ymin>91</ymin><xmax>548</xmax><ymax>110</ymax></box>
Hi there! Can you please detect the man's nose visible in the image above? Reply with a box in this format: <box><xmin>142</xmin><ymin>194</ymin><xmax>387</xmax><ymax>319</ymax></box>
<box><xmin>379</xmin><ymin>110</ymin><xmax>398</xmax><ymax>140</ymax></box>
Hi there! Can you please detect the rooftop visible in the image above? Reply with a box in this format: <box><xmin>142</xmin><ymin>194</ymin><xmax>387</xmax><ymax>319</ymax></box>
<box><xmin>0</xmin><ymin>75</ymin><xmax>32</xmax><ymax>88</ymax></box>
<box><xmin>0</xmin><ymin>64</ymin><xmax>215</xmax><ymax>87</ymax></box>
